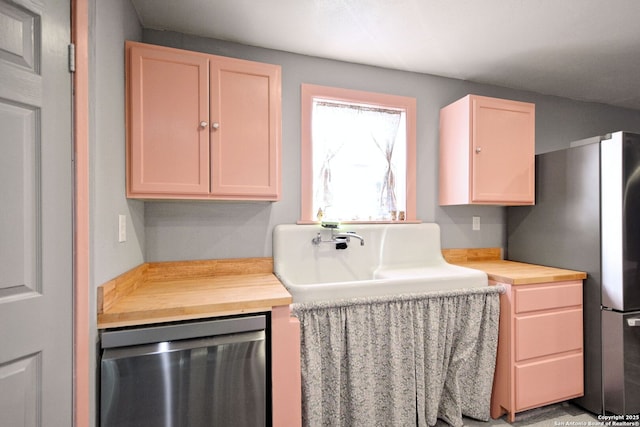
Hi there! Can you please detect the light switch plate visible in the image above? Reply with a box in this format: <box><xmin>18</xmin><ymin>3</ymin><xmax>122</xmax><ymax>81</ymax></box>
<box><xmin>118</xmin><ymin>214</ymin><xmax>127</xmax><ymax>242</ymax></box>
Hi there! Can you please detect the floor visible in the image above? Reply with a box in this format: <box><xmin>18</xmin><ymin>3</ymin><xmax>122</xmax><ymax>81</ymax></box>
<box><xmin>434</xmin><ymin>402</ymin><xmax>601</xmax><ymax>426</ymax></box>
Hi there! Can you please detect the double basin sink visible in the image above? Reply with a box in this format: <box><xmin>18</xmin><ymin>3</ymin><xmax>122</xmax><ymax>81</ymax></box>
<box><xmin>273</xmin><ymin>223</ymin><xmax>487</xmax><ymax>303</ymax></box>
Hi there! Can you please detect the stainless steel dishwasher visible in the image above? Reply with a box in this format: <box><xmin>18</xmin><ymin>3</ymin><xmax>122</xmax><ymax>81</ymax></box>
<box><xmin>100</xmin><ymin>314</ymin><xmax>267</xmax><ymax>427</ymax></box>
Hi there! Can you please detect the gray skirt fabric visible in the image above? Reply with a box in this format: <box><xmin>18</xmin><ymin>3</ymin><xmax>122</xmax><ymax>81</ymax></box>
<box><xmin>292</xmin><ymin>286</ymin><xmax>502</xmax><ymax>427</ymax></box>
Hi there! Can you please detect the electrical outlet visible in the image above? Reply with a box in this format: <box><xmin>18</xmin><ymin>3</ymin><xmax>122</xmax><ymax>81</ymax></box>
<box><xmin>472</xmin><ymin>216</ymin><xmax>480</xmax><ymax>231</ymax></box>
<box><xmin>118</xmin><ymin>214</ymin><xmax>127</xmax><ymax>242</ymax></box>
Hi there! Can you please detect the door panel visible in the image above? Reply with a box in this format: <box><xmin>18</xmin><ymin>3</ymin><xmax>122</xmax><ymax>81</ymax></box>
<box><xmin>0</xmin><ymin>354</ymin><xmax>39</xmax><ymax>427</ymax></box>
<box><xmin>602</xmin><ymin>309</ymin><xmax>640</xmax><ymax>415</ymax></box>
<box><xmin>0</xmin><ymin>102</ymin><xmax>38</xmax><ymax>296</ymax></box>
<box><xmin>0</xmin><ymin>0</ymin><xmax>72</xmax><ymax>425</ymax></box>
<box><xmin>0</xmin><ymin>0</ymin><xmax>37</xmax><ymax>70</ymax></box>
<box><xmin>515</xmin><ymin>353</ymin><xmax>583</xmax><ymax>410</ymax></box>
<box><xmin>622</xmin><ymin>134</ymin><xmax>640</xmax><ymax>310</ymax></box>
<box><xmin>472</xmin><ymin>97</ymin><xmax>535</xmax><ymax>203</ymax></box>
<box><xmin>514</xmin><ymin>281</ymin><xmax>583</xmax><ymax>313</ymax></box>
<box><xmin>128</xmin><ymin>42</ymin><xmax>210</xmax><ymax>195</ymax></box>
<box><xmin>210</xmin><ymin>58</ymin><xmax>280</xmax><ymax>198</ymax></box>
<box><xmin>515</xmin><ymin>309</ymin><xmax>583</xmax><ymax>361</ymax></box>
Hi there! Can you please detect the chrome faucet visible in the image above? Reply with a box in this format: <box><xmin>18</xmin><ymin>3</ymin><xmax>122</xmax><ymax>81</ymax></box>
<box><xmin>311</xmin><ymin>226</ymin><xmax>365</xmax><ymax>248</ymax></box>
<box><xmin>333</xmin><ymin>231</ymin><xmax>365</xmax><ymax>246</ymax></box>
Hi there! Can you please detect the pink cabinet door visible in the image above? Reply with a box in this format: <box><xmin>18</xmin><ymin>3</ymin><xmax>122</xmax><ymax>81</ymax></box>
<box><xmin>471</xmin><ymin>96</ymin><xmax>535</xmax><ymax>204</ymax></box>
<box><xmin>515</xmin><ymin>309</ymin><xmax>583</xmax><ymax>361</ymax></box>
<box><xmin>514</xmin><ymin>281</ymin><xmax>582</xmax><ymax>313</ymax></box>
<box><xmin>127</xmin><ymin>42</ymin><xmax>210</xmax><ymax>196</ymax></box>
<box><xmin>515</xmin><ymin>353</ymin><xmax>584</xmax><ymax>411</ymax></box>
<box><xmin>210</xmin><ymin>58</ymin><xmax>281</xmax><ymax>199</ymax></box>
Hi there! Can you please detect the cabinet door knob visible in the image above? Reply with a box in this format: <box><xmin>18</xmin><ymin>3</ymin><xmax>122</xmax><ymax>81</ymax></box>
<box><xmin>200</xmin><ymin>121</ymin><xmax>208</xmax><ymax>128</ymax></box>
<box><xmin>212</xmin><ymin>122</ymin><xmax>220</xmax><ymax>130</ymax></box>
<box><xmin>475</xmin><ymin>146</ymin><xmax>482</xmax><ymax>154</ymax></box>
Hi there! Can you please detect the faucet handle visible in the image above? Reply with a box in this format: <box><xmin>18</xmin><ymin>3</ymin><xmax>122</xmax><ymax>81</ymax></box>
<box><xmin>311</xmin><ymin>232</ymin><xmax>322</xmax><ymax>245</ymax></box>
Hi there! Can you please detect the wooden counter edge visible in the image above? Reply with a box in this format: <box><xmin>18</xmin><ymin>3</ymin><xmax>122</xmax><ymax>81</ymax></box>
<box><xmin>453</xmin><ymin>259</ymin><xmax>587</xmax><ymax>285</ymax></box>
<box><xmin>97</xmin><ymin>263</ymin><xmax>148</xmax><ymax>314</ymax></box>
<box><xmin>97</xmin><ymin>257</ymin><xmax>276</xmax><ymax>316</ymax></box>
<box><xmin>441</xmin><ymin>249</ymin><xmax>587</xmax><ymax>284</ymax></box>
<box><xmin>485</xmin><ymin>271</ymin><xmax>587</xmax><ymax>285</ymax></box>
<box><xmin>441</xmin><ymin>247</ymin><xmax>502</xmax><ymax>263</ymax></box>
<box><xmin>97</xmin><ymin>295</ymin><xmax>293</xmax><ymax>329</ymax></box>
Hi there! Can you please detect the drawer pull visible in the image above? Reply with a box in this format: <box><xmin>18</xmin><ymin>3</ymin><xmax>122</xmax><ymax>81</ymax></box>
<box><xmin>627</xmin><ymin>318</ymin><xmax>640</xmax><ymax>327</ymax></box>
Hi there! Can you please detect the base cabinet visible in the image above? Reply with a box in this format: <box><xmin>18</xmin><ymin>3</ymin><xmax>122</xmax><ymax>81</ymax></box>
<box><xmin>271</xmin><ymin>306</ymin><xmax>302</xmax><ymax>427</ymax></box>
<box><xmin>491</xmin><ymin>280</ymin><xmax>584</xmax><ymax>422</ymax></box>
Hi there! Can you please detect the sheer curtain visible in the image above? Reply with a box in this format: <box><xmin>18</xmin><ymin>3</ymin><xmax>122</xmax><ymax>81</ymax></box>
<box><xmin>292</xmin><ymin>287</ymin><xmax>501</xmax><ymax>427</ymax></box>
<box><xmin>370</xmin><ymin>109</ymin><xmax>401</xmax><ymax>214</ymax></box>
<box><xmin>312</xmin><ymin>100</ymin><xmax>404</xmax><ymax>221</ymax></box>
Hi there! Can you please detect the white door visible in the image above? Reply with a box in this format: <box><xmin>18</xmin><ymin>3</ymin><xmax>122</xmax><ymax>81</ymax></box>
<box><xmin>0</xmin><ymin>0</ymin><xmax>73</xmax><ymax>425</ymax></box>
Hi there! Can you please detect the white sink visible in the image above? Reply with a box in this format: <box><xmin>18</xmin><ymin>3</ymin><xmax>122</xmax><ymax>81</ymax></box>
<box><xmin>273</xmin><ymin>223</ymin><xmax>487</xmax><ymax>303</ymax></box>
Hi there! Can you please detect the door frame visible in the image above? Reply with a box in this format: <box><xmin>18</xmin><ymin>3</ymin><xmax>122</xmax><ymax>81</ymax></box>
<box><xmin>72</xmin><ymin>0</ymin><xmax>90</xmax><ymax>426</ymax></box>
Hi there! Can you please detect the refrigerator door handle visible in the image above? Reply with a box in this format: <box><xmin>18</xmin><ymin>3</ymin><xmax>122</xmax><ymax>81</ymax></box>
<box><xmin>627</xmin><ymin>317</ymin><xmax>640</xmax><ymax>326</ymax></box>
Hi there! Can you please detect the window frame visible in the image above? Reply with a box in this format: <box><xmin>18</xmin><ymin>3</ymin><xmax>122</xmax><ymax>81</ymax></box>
<box><xmin>300</xmin><ymin>83</ymin><xmax>417</xmax><ymax>223</ymax></box>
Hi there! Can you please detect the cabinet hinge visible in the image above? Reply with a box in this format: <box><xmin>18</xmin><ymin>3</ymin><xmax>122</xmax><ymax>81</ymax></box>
<box><xmin>68</xmin><ymin>43</ymin><xmax>76</xmax><ymax>73</ymax></box>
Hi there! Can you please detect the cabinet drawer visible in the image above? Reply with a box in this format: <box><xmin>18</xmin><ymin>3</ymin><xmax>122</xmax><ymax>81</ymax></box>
<box><xmin>515</xmin><ymin>353</ymin><xmax>583</xmax><ymax>410</ymax></box>
<box><xmin>515</xmin><ymin>309</ymin><xmax>582</xmax><ymax>361</ymax></box>
<box><xmin>514</xmin><ymin>281</ymin><xmax>582</xmax><ymax>314</ymax></box>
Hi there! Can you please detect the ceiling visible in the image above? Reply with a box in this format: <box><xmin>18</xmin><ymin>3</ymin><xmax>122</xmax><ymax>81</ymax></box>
<box><xmin>130</xmin><ymin>0</ymin><xmax>640</xmax><ymax>110</ymax></box>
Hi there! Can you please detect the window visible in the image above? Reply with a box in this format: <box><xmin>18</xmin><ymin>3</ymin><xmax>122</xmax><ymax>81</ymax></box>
<box><xmin>301</xmin><ymin>84</ymin><xmax>417</xmax><ymax>222</ymax></box>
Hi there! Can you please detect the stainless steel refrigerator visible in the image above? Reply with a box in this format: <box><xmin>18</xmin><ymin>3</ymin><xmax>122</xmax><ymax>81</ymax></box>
<box><xmin>507</xmin><ymin>131</ymin><xmax>640</xmax><ymax>416</ymax></box>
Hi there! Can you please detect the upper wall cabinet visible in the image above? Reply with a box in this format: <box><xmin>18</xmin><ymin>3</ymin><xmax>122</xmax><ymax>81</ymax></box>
<box><xmin>439</xmin><ymin>95</ymin><xmax>535</xmax><ymax>206</ymax></box>
<box><xmin>126</xmin><ymin>41</ymin><xmax>282</xmax><ymax>200</ymax></box>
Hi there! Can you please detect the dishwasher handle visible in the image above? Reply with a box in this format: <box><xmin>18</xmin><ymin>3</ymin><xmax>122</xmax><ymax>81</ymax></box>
<box><xmin>101</xmin><ymin>314</ymin><xmax>266</xmax><ymax>349</ymax></box>
<box><xmin>102</xmin><ymin>330</ymin><xmax>265</xmax><ymax>361</ymax></box>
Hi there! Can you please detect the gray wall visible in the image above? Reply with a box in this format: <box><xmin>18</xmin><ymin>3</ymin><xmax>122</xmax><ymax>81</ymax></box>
<box><xmin>93</xmin><ymin>0</ymin><xmax>144</xmax><ymax>287</ymax></box>
<box><xmin>91</xmin><ymin>6</ymin><xmax>640</xmax><ymax>280</ymax></box>
<box><xmin>90</xmin><ymin>0</ymin><xmax>142</xmax><ymax>425</ymax></box>
<box><xmin>89</xmin><ymin>6</ymin><xmax>640</xmax><ymax>426</ymax></box>
<box><xmin>140</xmin><ymin>29</ymin><xmax>640</xmax><ymax>261</ymax></box>
<box><xmin>89</xmin><ymin>12</ymin><xmax>640</xmax><ymax>276</ymax></box>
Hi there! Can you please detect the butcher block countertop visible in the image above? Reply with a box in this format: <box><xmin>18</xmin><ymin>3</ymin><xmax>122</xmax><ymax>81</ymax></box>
<box><xmin>97</xmin><ymin>258</ymin><xmax>292</xmax><ymax>329</ymax></box>
<box><xmin>451</xmin><ymin>260</ymin><xmax>586</xmax><ymax>285</ymax></box>
<box><xmin>442</xmin><ymin>248</ymin><xmax>587</xmax><ymax>285</ymax></box>
<box><xmin>97</xmin><ymin>251</ymin><xmax>586</xmax><ymax>329</ymax></box>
